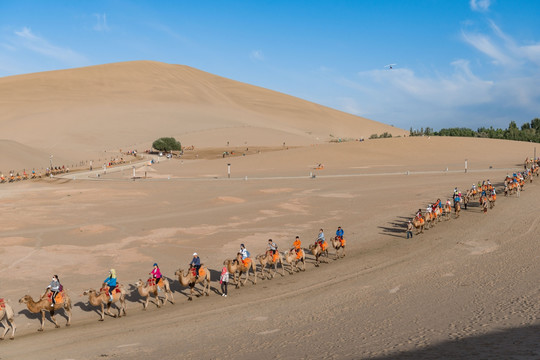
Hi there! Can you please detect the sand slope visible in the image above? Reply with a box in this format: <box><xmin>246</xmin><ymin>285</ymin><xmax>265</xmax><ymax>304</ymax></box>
<box><xmin>0</xmin><ymin>61</ymin><xmax>406</xmax><ymax>163</ymax></box>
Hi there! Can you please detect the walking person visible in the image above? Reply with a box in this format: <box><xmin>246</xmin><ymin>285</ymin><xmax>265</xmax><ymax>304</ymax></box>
<box><xmin>406</xmin><ymin>221</ymin><xmax>413</xmax><ymax>239</ymax></box>
<box><xmin>220</xmin><ymin>266</ymin><xmax>229</xmax><ymax>297</ymax></box>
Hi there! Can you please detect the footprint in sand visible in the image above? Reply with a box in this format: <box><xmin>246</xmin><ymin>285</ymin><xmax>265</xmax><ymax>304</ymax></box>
<box><xmin>252</xmin><ymin>316</ymin><xmax>268</xmax><ymax>321</ymax></box>
<box><xmin>389</xmin><ymin>286</ymin><xmax>401</xmax><ymax>294</ymax></box>
<box><xmin>257</xmin><ymin>329</ymin><xmax>280</xmax><ymax>335</ymax></box>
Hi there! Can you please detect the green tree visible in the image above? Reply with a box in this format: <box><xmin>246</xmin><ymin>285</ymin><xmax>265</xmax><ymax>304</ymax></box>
<box><xmin>152</xmin><ymin>137</ymin><xmax>182</xmax><ymax>152</ymax></box>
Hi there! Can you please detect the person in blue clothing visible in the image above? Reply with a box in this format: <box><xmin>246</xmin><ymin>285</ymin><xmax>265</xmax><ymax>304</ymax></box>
<box><xmin>103</xmin><ymin>269</ymin><xmax>117</xmax><ymax>302</ymax></box>
<box><xmin>190</xmin><ymin>253</ymin><xmax>201</xmax><ymax>278</ymax></box>
<box><xmin>335</xmin><ymin>226</ymin><xmax>344</xmax><ymax>240</ymax></box>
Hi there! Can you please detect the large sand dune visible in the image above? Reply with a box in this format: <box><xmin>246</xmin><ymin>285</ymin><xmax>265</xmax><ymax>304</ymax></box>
<box><xmin>0</xmin><ymin>61</ymin><xmax>406</xmax><ymax>168</ymax></box>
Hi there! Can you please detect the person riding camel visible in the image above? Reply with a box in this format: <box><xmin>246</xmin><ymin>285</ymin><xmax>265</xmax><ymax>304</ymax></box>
<box><xmin>239</xmin><ymin>244</ymin><xmax>250</xmax><ymax>266</ymax></box>
<box><xmin>316</xmin><ymin>229</ymin><xmax>326</xmax><ymax>251</ymax></box>
<box><xmin>415</xmin><ymin>209</ymin><xmax>422</xmax><ymax>219</ymax></box>
<box><xmin>149</xmin><ymin>263</ymin><xmax>162</xmax><ymax>288</ymax></box>
<box><xmin>335</xmin><ymin>226</ymin><xmax>344</xmax><ymax>240</ymax></box>
<box><xmin>190</xmin><ymin>253</ymin><xmax>201</xmax><ymax>278</ymax></box>
<box><xmin>292</xmin><ymin>236</ymin><xmax>302</xmax><ymax>253</ymax></box>
<box><xmin>267</xmin><ymin>239</ymin><xmax>278</xmax><ymax>260</ymax></box>
<box><xmin>103</xmin><ymin>269</ymin><xmax>117</xmax><ymax>302</ymax></box>
<box><xmin>47</xmin><ymin>275</ymin><xmax>62</xmax><ymax>307</ymax></box>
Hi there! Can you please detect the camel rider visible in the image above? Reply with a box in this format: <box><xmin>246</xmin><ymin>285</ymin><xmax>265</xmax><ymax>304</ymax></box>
<box><xmin>47</xmin><ymin>275</ymin><xmax>61</xmax><ymax>307</ymax></box>
<box><xmin>104</xmin><ymin>269</ymin><xmax>117</xmax><ymax>302</ymax></box>
<box><xmin>316</xmin><ymin>229</ymin><xmax>326</xmax><ymax>249</ymax></box>
<box><xmin>336</xmin><ymin>226</ymin><xmax>344</xmax><ymax>240</ymax></box>
<box><xmin>415</xmin><ymin>209</ymin><xmax>422</xmax><ymax>219</ymax></box>
<box><xmin>239</xmin><ymin>244</ymin><xmax>250</xmax><ymax>266</ymax></box>
<box><xmin>292</xmin><ymin>236</ymin><xmax>302</xmax><ymax>253</ymax></box>
<box><xmin>190</xmin><ymin>253</ymin><xmax>201</xmax><ymax>278</ymax></box>
<box><xmin>149</xmin><ymin>263</ymin><xmax>162</xmax><ymax>288</ymax></box>
<box><xmin>453</xmin><ymin>187</ymin><xmax>458</xmax><ymax>196</ymax></box>
<box><xmin>267</xmin><ymin>239</ymin><xmax>278</xmax><ymax>258</ymax></box>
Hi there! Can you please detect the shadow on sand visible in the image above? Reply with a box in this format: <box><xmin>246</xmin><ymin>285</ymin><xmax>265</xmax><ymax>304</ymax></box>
<box><xmin>369</xmin><ymin>324</ymin><xmax>540</xmax><ymax>359</ymax></box>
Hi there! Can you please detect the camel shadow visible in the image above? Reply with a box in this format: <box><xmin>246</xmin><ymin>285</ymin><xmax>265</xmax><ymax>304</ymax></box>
<box><xmin>18</xmin><ymin>308</ymin><xmax>70</xmax><ymax>325</ymax></box>
<box><xmin>378</xmin><ymin>219</ymin><xmax>408</xmax><ymax>239</ymax></box>
<box><xmin>74</xmin><ymin>301</ymin><xmax>101</xmax><ymax>316</ymax></box>
<box><xmin>125</xmin><ymin>284</ymin><xmax>145</xmax><ymax>305</ymax></box>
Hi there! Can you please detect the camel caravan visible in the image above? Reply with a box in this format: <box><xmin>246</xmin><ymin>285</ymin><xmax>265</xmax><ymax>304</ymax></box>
<box><xmin>0</xmin><ymin>229</ymin><xmax>346</xmax><ymax>337</ymax></box>
<box><xmin>410</xmin><ymin>158</ymin><xmax>539</xmax><ymax>235</ymax></box>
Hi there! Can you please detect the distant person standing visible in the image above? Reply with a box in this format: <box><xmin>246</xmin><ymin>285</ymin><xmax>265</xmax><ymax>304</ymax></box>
<box><xmin>406</xmin><ymin>221</ymin><xmax>413</xmax><ymax>239</ymax></box>
<box><xmin>220</xmin><ymin>266</ymin><xmax>229</xmax><ymax>297</ymax></box>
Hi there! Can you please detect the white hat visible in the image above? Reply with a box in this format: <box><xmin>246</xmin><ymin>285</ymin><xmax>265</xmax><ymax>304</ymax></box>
<box><xmin>193</xmin><ymin>252</ymin><xmax>198</xmax><ymax>256</ymax></box>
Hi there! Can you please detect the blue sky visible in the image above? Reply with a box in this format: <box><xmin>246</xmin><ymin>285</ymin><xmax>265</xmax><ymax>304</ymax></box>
<box><xmin>1</xmin><ymin>0</ymin><xmax>539</xmax><ymax>130</ymax></box>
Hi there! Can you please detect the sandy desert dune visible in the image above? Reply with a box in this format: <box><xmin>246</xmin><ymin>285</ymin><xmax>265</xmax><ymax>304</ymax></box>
<box><xmin>0</xmin><ymin>62</ymin><xmax>539</xmax><ymax>359</ymax></box>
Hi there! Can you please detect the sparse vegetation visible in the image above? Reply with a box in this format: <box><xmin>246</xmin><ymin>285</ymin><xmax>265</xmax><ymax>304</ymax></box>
<box><xmin>409</xmin><ymin>118</ymin><xmax>540</xmax><ymax>143</ymax></box>
<box><xmin>369</xmin><ymin>132</ymin><xmax>393</xmax><ymax>139</ymax></box>
<box><xmin>152</xmin><ymin>137</ymin><xmax>182</xmax><ymax>152</ymax></box>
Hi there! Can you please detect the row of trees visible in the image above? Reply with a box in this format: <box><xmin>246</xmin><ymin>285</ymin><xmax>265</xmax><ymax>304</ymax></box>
<box><xmin>410</xmin><ymin>118</ymin><xmax>540</xmax><ymax>143</ymax></box>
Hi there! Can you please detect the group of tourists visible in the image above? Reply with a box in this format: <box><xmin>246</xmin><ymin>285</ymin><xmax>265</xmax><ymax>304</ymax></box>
<box><xmin>0</xmin><ymin>169</ymin><xmax>41</xmax><ymax>183</ymax></box>
<box><xmin>408</xmin><ymin>160</ymin><xmax>538</xmax><ymax>237</ymax></box>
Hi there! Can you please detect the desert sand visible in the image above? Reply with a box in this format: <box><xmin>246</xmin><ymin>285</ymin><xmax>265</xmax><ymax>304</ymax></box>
<box><xmin>1</xmin><ymin>62</ymin><xmax>539</xmax><ymax>359</ymax></box>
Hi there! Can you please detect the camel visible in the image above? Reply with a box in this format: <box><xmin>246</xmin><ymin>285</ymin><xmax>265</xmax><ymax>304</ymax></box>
<box><xmin>283</xmin><ymin>249</ymin><xmax>306</xmax><ymax>273</ymax></box>
<box><xmin>175</xmin><ymin>266</ymin><xmax>211</xmax><ymax>301</ymax></box>
<box><xmin>19</xmin><ymin>289</ymin><xmax>72</xmax><ymax>331</ymax></box>
<box><xmin>443</xmin><ymin>203</ymin><xmax>452</xmax><ymax>220</ymax></box>
<box><xmin>331</xmin><ymin>236</ymin><xmax>346</xmax><ymax>259</ymax></box>
<box><xmin>480</xmin><ymin>195</ymin><xmax>488</xmax><ymax>213</ymax></box>
<box><xmin>412</xmin><ymin>216</ymin><xmax>425</xmax><ymax>234</ymax></box>
<box><xmin>135</xmin><ymin>277</ymin><xmax>174</xmax><ymax>310</ymax></box>
<box><xmin>256</xmin><ymin>251</ymin><xmax>285</xmax><ymax>279</ymax></box>
<box><xmin>488</xmin><ymin>193</ymin><xmax>496</xmax><ymax>209</ymax></box>
<box><xmin>83</xmin><ymin>284</ymin><xmax>127</xmax><ymax>321</ymax></box>
<box><xmin>454</xmin><ymin>201</ymin><xmax>461</xmax><ymax>218</ymax></box>
<box><xmin>224</xmin><ymin>253</ymin><xmax>257</xmax><ymax>288</ymax></box>
<box><xmin>308</xmin><ymin>242</ymin><xmax>329</xmax><ymax>267</ymax></box>
<box><xmin>0</xmin><ymin>299</ymin><xmax>16</xmax><ymax>340</ymax></box>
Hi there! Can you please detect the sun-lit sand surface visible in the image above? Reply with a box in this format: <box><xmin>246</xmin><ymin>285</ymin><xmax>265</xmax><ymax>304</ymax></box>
<box><xmin>1</xmin><ymin>62</ymin><xmax>539</xmax><ymax>359</ymax></box>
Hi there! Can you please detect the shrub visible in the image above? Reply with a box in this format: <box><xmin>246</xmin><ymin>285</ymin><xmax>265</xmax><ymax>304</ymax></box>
<box><xmin>152</xmin><ymin>137</ymin><xmax>182</xmax><ymax>152</ymax></box>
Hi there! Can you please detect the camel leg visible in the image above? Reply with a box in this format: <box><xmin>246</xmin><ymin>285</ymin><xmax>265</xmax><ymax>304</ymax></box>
<box><xmin>143</xmin><ymin>296</ymin><xmax>149</xmax><ymax>310</ymax></box>
<box><xmin>65</xmin><ymin>306</ymin><xmax>72</xmax><ymax>326</ymax></box>
<box><xmin>155</xmin><ymin>292</ymin><xmax>162</xmax><ymax>308</ymax></box>
<box><xmin>50</xmin><ymin>312</ymin><xmax>60</xmax><ymax>329</ymax></box>
<box><xmin>8</xmin><ymin>317</ymin><xmax>15</xmax><ymax>340</ymax></box>
<box><xmin>0</xmin><ymin>318</ymin><xmax>8</xmax><ymax>340</ymax></box>
<box><xmin>120</xmin><ymin>297</ymin><xmax>126</xmax><ymax>317</ymax></box>
<box><xmin>38</xmin><ymin>310</ymin><xmax>46</xmax><ymax>331</ymax></box>
<box><xmin>99</xmin><ymin>303</ymin><xmax>105</xmax><ymax>321</ymax></box>
<box><xmin>107</xmin><ymin>302</ymin><xmax>116</xmax><ymax>318</ymax></box>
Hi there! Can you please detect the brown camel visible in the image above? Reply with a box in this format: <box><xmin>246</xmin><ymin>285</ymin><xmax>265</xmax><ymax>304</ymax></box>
<box><xmin>256</xmin><ymin>251</ymin><xmax>285</xmax><ymax>279</ymax></box>
<box><xmin>19</xmin><ymin>289</ymin><xmax>72</xmax><ymax>331</ymax></box>
<box><xmin>135</xmin><ymin>278</ymin><xmax>174</xmax><ymax>310</ymax></box>
<box><xmin>488</xmin><ymin>193</ymin><xmax>496</xmax><ymax>209</ymax></box>
<box><xmin>224</xmin><ymin>253</ymin><xmax>257</xmax><ymax>288</ymax></box>
<box><xmin>0</xmin><ymin>300</ymin><xmax>16</xmax><ymax>340</ymax></box>
<box><xmin>480</xmin><ymin>195</ymin><xmax>488</xmax><ymax>213</ymax></box>
<box><xmin>283</xmin><ymin>249</ymin><xmax>306</xmax><ymax>273</ymax></box>
<box><xmin>331</xmin><ymin>236</ymin><xmax>346</xmax><ymax>259</ymax></box>
<box><xmin>175</xmin><ymin>266</ymin><xmax>211</xmax><ymax>301</ymax></box>
<box><xmin>83</xmin><ymin>284</ymin><xmax>127</xmax><ymax>321</ymax></box>
<box><xmin>443</xmin><ymin>203</ymin><xmax>452</xmax><ymax>220</ymax></box>
<box><xmin>308</xmin><ymin>242</ymin><xmax>329</xmax><ymax>267</ymax></box>
<box><xmin>412</xmin><ymin>217</ymin><xmax>425</xmax><ymax>234</ymax></box>
<box><xmin>454</xmin><ymin>201</ymin><xmax>461</xmax><ymax>218</ymax></box>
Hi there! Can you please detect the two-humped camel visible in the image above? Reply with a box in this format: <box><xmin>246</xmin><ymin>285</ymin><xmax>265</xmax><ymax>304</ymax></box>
<box><xmin>19</xmin><ymin>289</ymin><xmax>72</xmax><ymax>331</ymax></box>
<box><xmin>0</xmin><ymin>299</ymin><xmax>16</xmax><ymax>339</ymax></box>
<box><xmin>331</xmin><ymin>236</ymin><xmax>346</xmax><ymax>259</ymax></box>
<box><xmin>282</xmin><ymin>249</ymin><xmax>306</xmax><ymax>273</ymax></box>
<box><xmin>135</xmin><ymin>278</ymin><xmax>174</xmax><ymax>310</ymax></box>
<box><xmin>175</xmin><ymin>266</ymin><xmax>211</xmax><ymax>301</ymax></box>
<box><xmin>256</xmin><ymin>251</ymin><xmax>285</xmax><ymax>279</ymax></box>
<box><xmin>83</xmin><ymin>284</ymin><xmax>127</xmax><ymax>321</ymax></box>
<box><xmin>308</xmin><ymin>242</ymin><xmax>329</xmax><ymax>266</ymax></box>
<box><xmin>224</xmin><ymin>253</ymin><xmax>257</xmax><ymax>288</ymax></box>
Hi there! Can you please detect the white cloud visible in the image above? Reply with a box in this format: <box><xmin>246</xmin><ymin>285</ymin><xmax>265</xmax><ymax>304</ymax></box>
<box><xmin>250</xmin><ymin>50</ymin><xmax>264</xmax><ymax>61</ymax></box>
<box><xmin>13</xmin><ymin>27</ymin><xmax>88</xmax><ymax>66</ymax></box>
<box><xmin>93</xmin><ymin>13</ymin><xmax>110</xmax><ymax>32</ymax></box>
<box><xmin>470</xmin><ymin>0</ymin><xmax>491</xmax><ymax>12</ymax></box>
<box><xmin>462</xmin><ymin>31</ymin><xmax>514</xmax><ymax>66</ymax></box>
